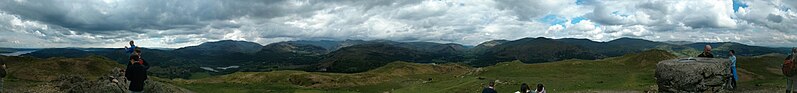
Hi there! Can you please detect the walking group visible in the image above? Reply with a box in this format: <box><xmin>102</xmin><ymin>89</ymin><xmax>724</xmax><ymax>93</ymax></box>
<box><xmin>124</xmin><ymin>41</ymin><xmax>149</xmax><ymax>93</ymax></box>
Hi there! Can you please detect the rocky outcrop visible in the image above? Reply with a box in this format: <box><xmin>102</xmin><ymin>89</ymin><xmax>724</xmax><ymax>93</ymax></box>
<box><xmin>10</xmin><ymin>68</ymin><xmax>193</xmax><ymax>93</ymax></box>
<box><xmin>655</xmin><ymin>58</ymin><xmax>732</xmax><ymax>92</ymax></box>
<box><xmin>54</xmin><ymin>69</ymin><xmax>192</xmax><ymax>93</ymax></box>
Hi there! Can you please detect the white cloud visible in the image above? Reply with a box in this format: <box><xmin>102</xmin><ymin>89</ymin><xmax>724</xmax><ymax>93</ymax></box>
<box><xmin>0</xmin><ymin>0</ymin><xmax>795</xmax><ymax>48</ymax></box>
<box><xmin>547</xmin><ymin>24</ymin><xmax>564</xmax><ymax>31</ymax></box>
<box><xmin>571</xmin><ymin>20</ymin><xmax>596</xmax><ymax>31</ymax></box>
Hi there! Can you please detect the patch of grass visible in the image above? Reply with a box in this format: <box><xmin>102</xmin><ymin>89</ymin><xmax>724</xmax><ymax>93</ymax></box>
<box><xmin>178</xmin><ymin>83</ymin><xmax>306</xmax><ymax>93</ymax></box>
<box><xmin>167</xmin><ymin>50</ymin><xmax>676</xmax><ymax>92</ymax></box>
<box><xmin>166</xmin><ymin>50</ymin><xmax>786</xmax><ymax>92</ymax></box>
<box><xmin>735</xmin><ymin>54</ymin><xmax>790</xmax><ymax>90</ymax></box>
<box><xmin>188</xmin><ymin>72</ymin><xmax>212</xmax><ymax>79</ymax></box>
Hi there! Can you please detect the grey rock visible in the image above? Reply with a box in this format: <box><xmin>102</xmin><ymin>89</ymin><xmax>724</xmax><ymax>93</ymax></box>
<box><xmin>656</xmin><ymin>57</ymin><xmax>732</xmax><ymax>93</ymax></box>
<box><xmin>51</xmin><ymin>68</ymin><xmax>193</xmax><ymax>93</ymax></box>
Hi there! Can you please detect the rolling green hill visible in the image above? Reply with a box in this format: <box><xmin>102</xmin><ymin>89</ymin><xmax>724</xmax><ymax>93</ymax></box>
<box><xmin>163</xmin><ymin>49</ymin><xmax>790</xmax><ymax>93</ymax></box>
<box><xmin>473</xmin><ymin>37</ymin><xmax>606</xmax><ymax>66</ymax></box>
<box><xmin>169</xmin><ymin>61</ymin><xmax>471</xmax><ymax>93</ymax></box>
<box><xmin>3</xmin><ymin>55</ymin><xmax>124</xmax><ymax>81</ymax></box>
<box><xmin>3</xmin><ymin>48</ymin><xmax>789</xmax><ymax>92</ymax></box>
<box><xmin>165</xmin><ymin>50</ymin><xmax>670</xmax><ymax>92</ymax></box>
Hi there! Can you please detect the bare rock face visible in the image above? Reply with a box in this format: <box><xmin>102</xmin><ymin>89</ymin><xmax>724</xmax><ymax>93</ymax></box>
<box><xmin>655</xmin><ymin>58</ymin><xmax>732</xmax><ymax>93</ymax></box>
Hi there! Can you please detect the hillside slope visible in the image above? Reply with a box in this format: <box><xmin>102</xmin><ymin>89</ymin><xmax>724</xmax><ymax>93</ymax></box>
<box><xmin>169</xmin><ymin>61</ymin><xmax>471</xmax><ymax>93</ymax></box>
<box><xmin>168</xmin><ymin>49</ymin><xmax>683</xmax><ymax>93</ymax></box>
<box><xmin>0</xmin><ymin>56</ymin><xmax>192</xmax><ymax>93</ymax></box>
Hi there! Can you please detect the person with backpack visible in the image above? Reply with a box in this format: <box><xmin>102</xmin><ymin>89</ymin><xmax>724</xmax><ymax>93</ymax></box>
<box><xmin>125</xmin><ymin>49</ymin><xmax>149</xmax><ymax>93</ymax></box>
<box><xmin>785</xmin><ymin>48</ymin><xmax>797</xmax><ymax>93</ymax></box>
<box><xmin>728</xmin><ymin>50</ymin><xmax>737</xmax><ymax>90</ymax></box>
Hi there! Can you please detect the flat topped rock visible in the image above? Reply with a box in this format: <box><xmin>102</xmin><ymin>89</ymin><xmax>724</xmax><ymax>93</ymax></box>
<box><xmin>656</xmin><ymin>57</ymin><xmax>732</xmax><ymax>93</ymax></box>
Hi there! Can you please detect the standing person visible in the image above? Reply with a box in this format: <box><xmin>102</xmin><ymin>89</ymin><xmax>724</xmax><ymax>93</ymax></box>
<box><xmin>728</xmin><ymin>50</ymin><xmax>737</xmax><ymax>90</ymax></box>
<box><xmin>125</xmin><ymin>49</ymin><xmax>148</xmax><ymax>93</ymax></box>
<box><xmin>0</xmin><ymin>60</ymin><xmax>6</xmax><ymax>92</ymax></box>
<box><xmin>482</xmin><ymin>81</ymin><xmax>497</xmax><ymax>93</ymax></box>
<box><xmin>535</xmin><ymin>83</ymin><xmax>546</xmax><ymax>93</ymax></box>
<box><xmin>698</xmin><ymin>45</ymin><xmax>714</xmax><ymax>58</ymax></box>
<box><xmin>786</xmin><ymin>48</ymin><xmax>797</xmax><ymax>93</ymax></box>
<box><xmin>124</xmin><ymin>41</ymin><xmax>137</xmax><ymax>54</ymax></box>
<box><xmin>519</xmin><ymin>83</ymin><xmax>530</xmax><ymax>93</ymax></box>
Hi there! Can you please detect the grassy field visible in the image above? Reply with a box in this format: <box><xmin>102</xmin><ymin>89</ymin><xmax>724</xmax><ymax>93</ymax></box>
<box><xmin>1</xmin><ymin>49</ymin><xmax>787</xmax><ymax>92</ymax></box>
<box><xmin>734</xmin><ymin>54</ymin><xmax>790</xmax><ymax>91</ymax></box>
<box><xmin>164</xmin><ymin>50</ymin><xmax>790</xmax><ymax>93</ymax></box>
<box><xmin>164</xmin><ymin>50</ymin><xmax>664</xmax><ymax>92</ymax></box>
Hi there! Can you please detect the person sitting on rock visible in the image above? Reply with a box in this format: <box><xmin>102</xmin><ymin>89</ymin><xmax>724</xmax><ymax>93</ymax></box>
<box><xmin>124</xmin><ymin>41</ymin><xmax>137</xmax><ymax>55</ymax></box>
<box><xmin>697</xmin><ymin>45</ymin><xmax>714</xmax><ymax>58</ymax></box>
<box><xmin>482</xmin><ymin>81</ymin><xmax>497</xmax><ymax>93</ymax></box>
<box><xmin>125</xmin><ymin>49</ymin><xmax>148</xmax><ymax>93</ymax></box>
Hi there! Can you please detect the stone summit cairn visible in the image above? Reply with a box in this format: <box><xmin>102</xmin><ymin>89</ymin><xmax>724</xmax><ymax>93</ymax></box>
<box><xmin>655</xmin><ymin>57</ymin><xmax>732</xmax><ymax>93</ymax></box>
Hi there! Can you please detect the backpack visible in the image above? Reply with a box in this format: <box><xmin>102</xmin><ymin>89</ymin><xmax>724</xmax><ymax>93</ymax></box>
<box><xmin>125</xmin><ymin>57</ymin><xmax>149</xmax><ymax>81</ymax></box>
<box><xmin>785</xmin><ymin>55</ymin><xmax>796</xmax><ymax>76</ymax></box>
<box><xmin>137</xmin><ymin>58</ymin><xmax>149</xmax><ymax>71</ymax></box>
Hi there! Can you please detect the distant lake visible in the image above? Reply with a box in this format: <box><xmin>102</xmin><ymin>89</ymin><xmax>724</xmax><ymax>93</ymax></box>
<box><xmin>0</xmin><ymin>50</ymin><xmax>37</xmax><ymax>56</ymax></box>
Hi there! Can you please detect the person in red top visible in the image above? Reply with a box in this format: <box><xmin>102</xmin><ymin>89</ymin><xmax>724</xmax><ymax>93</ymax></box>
<box><xmin>786</xmin><ymin>48</ymin><xmax>797</xmax><ymax>93</ymax></box>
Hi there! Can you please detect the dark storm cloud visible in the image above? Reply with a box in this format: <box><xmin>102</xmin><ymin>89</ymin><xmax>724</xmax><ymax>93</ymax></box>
<box><xmin>0</xmin><ymin>0</ymin><xmax>320</xmax><ymax>32</ymax></box>
<box><xmin>767</xmin><ymin>14</ymin><xmax>783</xmax><ymax>23</ymax></box>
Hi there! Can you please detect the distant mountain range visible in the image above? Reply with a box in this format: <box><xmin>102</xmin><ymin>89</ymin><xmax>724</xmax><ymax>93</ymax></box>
<box><xmin>9</xmin><ymin>37</ymin><xmax>792</xmax><ymax>78</ymax></box>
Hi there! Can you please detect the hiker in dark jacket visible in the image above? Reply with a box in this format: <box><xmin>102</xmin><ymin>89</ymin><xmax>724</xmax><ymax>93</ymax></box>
<box><xmin>482</xmin><ymin>81</ymin><xmax>497</xmax><ymax>93</ymax></box>
<box><xmin>125</xmin><ymin>49</ymin><xmax>148</xmax><ymax>93</ymax></box>
<box><xmin>519</xmin><ymin>83</ymin><xmax>530</xmax><ymax>93</ymax></box>
<box><xmin>697</xmin><ymin>45</ymin><xmax>714</xmax><ymax>58</ymax></box>
<box><xmin>0</xmin><ymin>60</ymin><xmax>6</xmax><ymax>92</ymax></box>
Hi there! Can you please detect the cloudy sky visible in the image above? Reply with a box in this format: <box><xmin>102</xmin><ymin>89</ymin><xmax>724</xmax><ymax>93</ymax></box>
<box><xmin>0</xmin><ymin>0</ymin><xmax>796</xmax><ymax>48</ymax></box>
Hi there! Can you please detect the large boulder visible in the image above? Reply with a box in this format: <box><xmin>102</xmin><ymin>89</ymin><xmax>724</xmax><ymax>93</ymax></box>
<box><xmin>655</xmin><ymin>57</ymin><xmax>732</xmax><ymax>93</ymax></box>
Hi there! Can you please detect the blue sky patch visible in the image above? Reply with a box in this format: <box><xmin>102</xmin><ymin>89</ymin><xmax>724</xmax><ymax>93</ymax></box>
<box><xmin>538</xmin><ymin>15</ymin><xmax>567</xmax><ymax>25</ymax></box>
<box><xmin>732</xmin><ymin>0</ymin><xmax>748</xmax><ymax>12</ymax></box>
<box><xmin>576</xmin><ymin>0</ymin><xmax>589</xmax><ymax>5</ymax></box>
<box><xmin>571</xmin><ymin>17</ymin><xmax>588</xmax><ymax>24</ymax></box>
